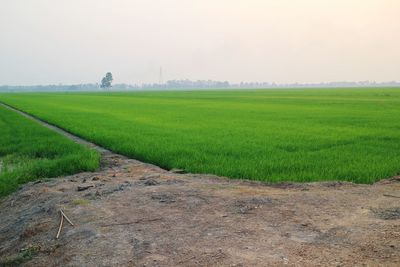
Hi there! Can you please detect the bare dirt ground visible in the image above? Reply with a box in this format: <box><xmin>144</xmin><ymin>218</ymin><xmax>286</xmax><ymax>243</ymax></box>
<box><xmin>0</xmin><ymin>103</ymin><xmax>400</xmax><ymax>266</ymax></box>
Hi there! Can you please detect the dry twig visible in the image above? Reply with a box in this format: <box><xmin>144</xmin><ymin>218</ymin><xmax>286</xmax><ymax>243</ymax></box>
<box><xmin>100</xmin><ymin>218</ymin><xmax>162</xmax><ymax>227</ymax></box>
<box><xmin>56</xmin><ymin>209</ymin><xmax>75</xmax><ymax>239</ymax></box>
<box><xmin>56</xmin><ymin>213</ymin><xmax>64</xmax><ymax>239</ymax></box>
<box><xmin>60</xmin><ymin>209</ymin><xmax>75</xmax><ymax>226</ymax></box>
<box><xmin>383</xmin><ymin>193</ymin><xmax>400</xmax><ymax>199</ymax></box>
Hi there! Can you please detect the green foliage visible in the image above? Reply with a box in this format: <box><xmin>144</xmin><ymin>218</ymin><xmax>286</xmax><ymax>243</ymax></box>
<box><xmin>100</xmin><ymin>72</ymin><xmax>113</xmax><ymax>89</ymax></box>
<box><xmin>0</xmin><ymin>106</ymin><xmax>100</xmax><ymax>197</ymax></box>
<box><xmin>0</xmin><ymin>245</ymin><xmax>40</xmax><ymax>266</ymax></box>
<box><xmin>1</xmin><ymin>88</ymin><xmax>400</xmax><ymax>184</ymax></box>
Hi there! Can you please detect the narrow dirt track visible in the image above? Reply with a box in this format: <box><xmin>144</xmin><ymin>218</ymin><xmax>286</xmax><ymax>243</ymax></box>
<box><xmin>0</xmin><ymin>102</ymin><xmax>399</xmax><ymax>266</ymax></box>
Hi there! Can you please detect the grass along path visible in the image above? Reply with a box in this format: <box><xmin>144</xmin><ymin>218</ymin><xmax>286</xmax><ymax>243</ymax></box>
<box><xmin>0</xmin><ymin>104</ymin><xmax>100</xmax><ymax>197</ymax></box>
<box><xmin>1</xmin><ymin>88</ymin><xmax>400</xmax><ymax>184</ymax></box>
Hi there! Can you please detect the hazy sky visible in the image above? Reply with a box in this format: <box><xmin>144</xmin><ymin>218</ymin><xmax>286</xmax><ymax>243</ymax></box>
<box><xmin>1</xmin><ymin>0</ymin><xmax>399</xmax><ymax>85</ymax></box>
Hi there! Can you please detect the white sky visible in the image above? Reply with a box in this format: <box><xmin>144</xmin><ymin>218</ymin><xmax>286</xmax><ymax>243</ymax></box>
<box><xmin>0</xmin><ymin>0</ymin><xmax>399</xmax><ymax>85</ymax></box>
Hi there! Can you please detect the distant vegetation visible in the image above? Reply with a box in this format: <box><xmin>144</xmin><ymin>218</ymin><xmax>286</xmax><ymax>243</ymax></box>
<box><xmin>1</xmin><ymin>81</ymin><xmax>400</xmax><ymax>92</ymax></box>
<box><xmin>0</xmin><ymin>106</ymin><xmax>99</xmax><ymax>197</ymax></box>
<box><xmin>1</xmin><ymin>88</ymin><xmax>400</xmax><ymax>184</ymax></box>
<box><xmin>100</xmin><ymin>72</ymin><xmax>113</xmax><ymax>89</ymax></box>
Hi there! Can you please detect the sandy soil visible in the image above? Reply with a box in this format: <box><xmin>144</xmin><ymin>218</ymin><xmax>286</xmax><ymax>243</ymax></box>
<box><xmin>0</xmin><ymin>103</ymin><xmax>399</xmax><ymax>266</ymax></box>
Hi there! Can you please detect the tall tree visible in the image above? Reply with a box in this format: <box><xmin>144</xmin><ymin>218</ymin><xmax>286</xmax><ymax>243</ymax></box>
<box><xmin>100</xmin><ymin>72</ymin><xmax>113</xmax><ymax>89</ymax></box>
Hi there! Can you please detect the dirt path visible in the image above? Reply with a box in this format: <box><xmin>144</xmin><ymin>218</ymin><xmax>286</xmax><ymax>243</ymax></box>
<box><xmin>0</xmin><ymin>103</ymin><xmax>400</xmax><ymax>266</ymax></box>
<box><xmin>0</xmin><ymin>102</ymin><xmax>111</xmax><ymax>154</ymax></box>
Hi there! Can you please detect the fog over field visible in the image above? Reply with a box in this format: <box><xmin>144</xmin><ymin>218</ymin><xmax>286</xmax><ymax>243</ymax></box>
<box><xmin>1</xmin><ymin>0</ymin><xmax>399</xmax><ymax>85</ymax></box>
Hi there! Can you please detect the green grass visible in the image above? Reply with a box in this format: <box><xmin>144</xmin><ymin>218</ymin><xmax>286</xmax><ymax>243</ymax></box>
<box><xmin>0</xmin><ymin>245</ymin><xmax>40</xmax><ymax>267</ymax></box>
<box><xmin>1</xmin><ymin>88</ymin><xmax>400</xmax><ymax>184</ymax></box>
<box><xmin>0</xmin><ymin>105</ymin><xmax>100</xmax><ymax>197</ymax></box>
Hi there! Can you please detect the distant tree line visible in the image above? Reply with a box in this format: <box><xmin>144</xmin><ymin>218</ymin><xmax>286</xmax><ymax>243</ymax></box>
<box><xmin>1</xmin><ymin>80</ymin><xmax>400</xmax><ymax>92</ymax></box>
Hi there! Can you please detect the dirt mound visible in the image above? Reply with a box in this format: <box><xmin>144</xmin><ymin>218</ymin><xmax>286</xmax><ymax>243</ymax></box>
<box><xmin>1</xmin><ymin>153</ymin><xmax>399</xmax><ymax>266</ymax></box>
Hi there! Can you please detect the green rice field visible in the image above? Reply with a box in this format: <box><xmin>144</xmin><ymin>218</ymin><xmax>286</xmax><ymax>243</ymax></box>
<box><xmin>1</xmin><ymin>88</ymin><xmax>400</xmax><ymax>184</ymax></box>
<box><xmin>0</xmin><ymin>105</ymin><xmax>100</xmax><ymax>197</ymax></box>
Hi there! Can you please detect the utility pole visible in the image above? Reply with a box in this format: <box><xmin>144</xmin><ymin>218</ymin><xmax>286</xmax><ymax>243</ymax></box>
<box><xmin>159</xmin><ymin>66</ymin><xmax>164</xmax><ymax>85</ymax></box>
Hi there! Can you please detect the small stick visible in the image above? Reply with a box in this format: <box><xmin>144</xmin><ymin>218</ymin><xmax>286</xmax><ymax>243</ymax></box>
<box><xmin>100</xmin><ymin>218</ymin><xmax>162</xmax><ymax>227</ymax></box>
<box><xmin>56</xmin><ymin>213</ymin><xmax>64</xmax><ymax>239</ymax></box>
<box><xmin>60</xmin><ymin>209</ymin><xmax>75</xmax><ymax>226</ymax></box>
<box><xmin>383</xmin><ymin>193</ymin><xmax>400</xmax><ymax>199</ymax></box>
